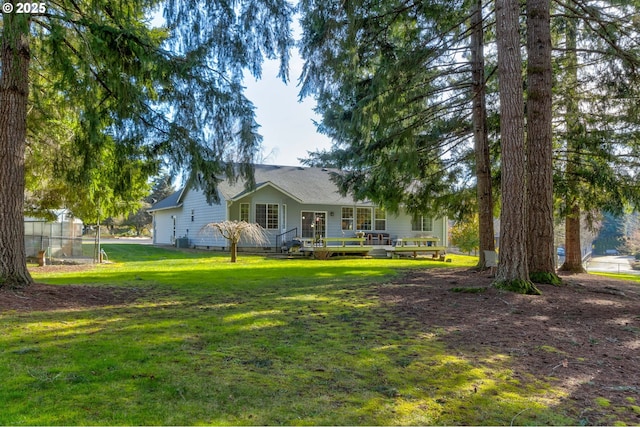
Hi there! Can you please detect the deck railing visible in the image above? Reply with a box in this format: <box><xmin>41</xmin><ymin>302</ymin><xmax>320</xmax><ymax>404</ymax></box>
<box><xmin>275</xmin><ymin>228</ymin><xmax>299</xmax><ymax>252</ymax></box>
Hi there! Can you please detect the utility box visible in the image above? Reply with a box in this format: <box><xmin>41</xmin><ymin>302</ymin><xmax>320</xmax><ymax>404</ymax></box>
<box><xmin>175</xmin><ymin>238</ymin><xmax>190</xmax><ymax>248</ymax></box>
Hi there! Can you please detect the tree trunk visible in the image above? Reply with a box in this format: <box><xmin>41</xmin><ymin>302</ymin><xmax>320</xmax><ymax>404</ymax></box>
<box><xmin>525</xmin><ymin>0</ymin><xmax>560</xmax><ymax>284</ymax></box>
<box><xmin>494</xmin><ymin>0</ymin><xmax>539</xmax><ymax>294</ymax></box>
<box><xmin>0</xmin><ymin>12</ymin><xmax>33</xmax><ymax>289</ymax></box>
<box><xmin>558</xmin><ymin>10</ymin><xmax>585</xmax><ymax>274</ymax></box>
<box><xmin>230</xmin><ymin>240</ymin><xmax>238</xmax><ymax>263</ymax></box>
<box><xmin>471</xmin><ymin>0</ymin><xmax>495</xmax><ymax>269</ymax></box>
<box><xmin>560</xmin><ymin>202</ymin><xmax>586</xmax><ymax>272</ymax></box>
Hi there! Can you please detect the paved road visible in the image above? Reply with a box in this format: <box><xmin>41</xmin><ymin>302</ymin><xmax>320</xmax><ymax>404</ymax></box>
<box><xmin>585</xmin><ymin>255</ymin><xmax>638</xmax><ymax>274</ymax></box>
<box><xmin>85</xmin><ymin>237</ymin><xmax>153</xmax><ymax>245</ymax></box>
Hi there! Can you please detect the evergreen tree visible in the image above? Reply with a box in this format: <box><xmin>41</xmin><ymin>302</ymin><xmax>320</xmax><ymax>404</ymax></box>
<box><xmin>0</xmin><ymin>0</ymin><xmax>293</xmax><ymax>288</ymax></box>
<box><xmin>553</xmin><ymin>1</ymin><xmax>640</xmax><ymax>272</ymax></box>
<box><xmin>1</xmin><ymin>11</ymin><xmax>31</xmax><ymax>287</ymax></box>
<box><xmin>122</xmin><ymin>173</ymin><xmax>176</xmax><ymax>236</ymax></box>
<box><xmin>593</xmin><ymin>212</ymin><xmax>626</xmax><ymax>255</ymax></box>
<box><xmin>526</xmin><ymin>0</ymin><xmax>559</xmax><ymax>285</ymax></box>
<box><xmin>470</xmin><ymin>0</ymin><xmax>496</xmax><ymax>269</ymax></box>
<box><xmin>494</xmin><ymin>0</ymin><xmax>539</xmax><ymax>294</ymax></box>
<box><xmin>298</xmin><ymin>0</ymin><xmax>496</xmax><ymax>239</ymax></box>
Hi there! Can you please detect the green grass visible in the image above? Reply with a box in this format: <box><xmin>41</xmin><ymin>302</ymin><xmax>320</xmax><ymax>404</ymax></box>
<box><xmin>591</xmin><ymin>271</ymin><xmax>640</xmax><ymax>283</ymax></box>
<box><xmin>1</xmin><ymin>246</ymin><xmax>574</xmax><ymax>425</ymax></box>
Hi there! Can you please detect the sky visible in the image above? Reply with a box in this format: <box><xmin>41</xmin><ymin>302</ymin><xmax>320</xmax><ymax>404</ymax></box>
<box><xmin>149</xmin><ymin>11</ymin><xmax>331</xmax><ymax>168</ymax></box>
<box><xmin>243</xmin><ymin>50</ymin><xmax>333</xmax><ymax>167</ymax></box>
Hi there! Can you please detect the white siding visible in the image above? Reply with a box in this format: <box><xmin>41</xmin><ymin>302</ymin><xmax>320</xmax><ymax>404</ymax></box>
<box><xmin>152</xmin><ymin>189</ymin><xmax>228</xmax><ymax>247</ymax></box>
<box><xmin>181</xmin><ymin>189</ymin><xmax>228</xmax><ymax>247</ymax></box>
<box><xmin>386</xmin><ymin>211</ymin><xmax>448</xmax><ymax>245</ymax></box>
<box><xmin>152</xmin><ymin>184</ymin><xmax>448</xmax><ymax>249</ymax></box>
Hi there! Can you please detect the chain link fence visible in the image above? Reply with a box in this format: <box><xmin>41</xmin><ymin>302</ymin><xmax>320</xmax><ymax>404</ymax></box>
<box><xmin>25</xmin><ymin>219</ymin><xmax>90</xmax><ymax>263</ymax></box>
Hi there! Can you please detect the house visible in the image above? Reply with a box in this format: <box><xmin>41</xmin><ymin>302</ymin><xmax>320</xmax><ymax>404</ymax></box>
<box><xmin>148</xmin><ymin>165</ymin><xmax>448</xmax><ymax>252</ymax></box>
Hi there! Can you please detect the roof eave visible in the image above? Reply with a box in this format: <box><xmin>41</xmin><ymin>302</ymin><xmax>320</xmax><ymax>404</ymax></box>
<box><xmin>230</xmin><ymin>182</ymin><xmax>305</xmax><ymax>204</ymax></box>
<box><xmin>147</xmin><ymin>203</ymin><xmax>184</xmax><ymax>213</ymax></box>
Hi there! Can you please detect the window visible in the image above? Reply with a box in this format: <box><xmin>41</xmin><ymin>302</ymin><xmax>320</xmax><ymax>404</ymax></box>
<box><xmin>256</xmin><ymin>203</ymin><xmax>279</xmax><ymax>229</ymax></box>
<box><xmin>356</xmin><ymin>207</ymin><xmax>372</xmax><ymax>230</ymax></box>
<box><xmin>374</xmin><ymin>207</ymin><xmax>386</xmax><ymax>230</ymax></box>
<box><xmin>240</xmin><ymin>203</ymin><xmax>250</xmax><ymax>222</ymax></box>
<box><xmin>341</xmin><ymin>207</ymin><xmax>354</xmax><ymax>230</ymax></box>
<box><xmin>412</xmin><ymin>215</ymin><xmax>433</xmax><ymax>232</ymax></box>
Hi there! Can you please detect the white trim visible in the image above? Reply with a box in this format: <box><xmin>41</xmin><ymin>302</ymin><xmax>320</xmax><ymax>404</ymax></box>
<box><xmin>374</xmin><ymin>207</ymin><xmax>387</xmax><ymax>231</ymax></box>
<box><xmin>282</xmin><ymin>204</ymin><xmax>287</xmax><ymax>231</ymax></box>
<box><xmin>147</xmin><ymin>203</ymin><xmax>184</xmax><ymax>213</ymax></box>
<box><xmin>356</xmin><ymin>207</ymin><xmax>373</xmax><ymax>231</ymax></box>
<box><xmin>240</xmin><ymin>202</ymin><xmax>250</xmax><ymax>222</ymax></box>
<box><xmin>230</xmin><ymin>182</ymin><xmax>304</xmax><ymax>204</ymax></box>
<box><xmin>341</xmin><ymin>206</ymin><xmax>354</xmax><ymax>231</ymax></box>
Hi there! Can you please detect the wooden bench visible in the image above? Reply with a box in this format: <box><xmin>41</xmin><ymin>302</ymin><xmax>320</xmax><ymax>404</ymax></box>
<box><xmin>300</xmin><ymin>237</ymin><xmax>373</xmax><ymax>256</ymax></box>
<box><xmin>387</xmin><ymin>237</ymin><xmax>446</xmax><ymax>259</ymax></box>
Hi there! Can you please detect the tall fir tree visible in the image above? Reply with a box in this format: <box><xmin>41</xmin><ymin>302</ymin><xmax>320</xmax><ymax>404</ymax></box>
<box><xmin>526</xmin><ymin>0</ymin><xmax>559</xmax><ymax>284</ymax></box>
<box><xmin>0</xmin><ymin>0</ymin><xmax>293</xmax><ymax>288</ymax></box>
<box><xmin>494</xmin><ymin>0</ymin><xmax>539</xmax><ymax>294</ymax></box>
<box><xmin>470</xmin><ymin>0</ymin><xmax>495</xmax><ymax>269</ymax></box>
<box><xmin>553</xmin><ymin>1</ymin><xmax>640</xmax><ymax>272</ymax></box>
<box><xmin>299</xmin><ymin>0</ymin><xmax>496</xmax><ymax>244</ymax></box>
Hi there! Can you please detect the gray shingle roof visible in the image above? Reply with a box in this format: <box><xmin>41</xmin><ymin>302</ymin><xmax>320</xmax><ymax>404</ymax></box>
<box><xmin>148</xmin><ymin>188</ymin><xmax>184</xmax><ymax>211</ymax></box>
<box><xmin>150</xmin><ymin>165</ymin><xmax>371</xmax><ymax>211</ymax></box>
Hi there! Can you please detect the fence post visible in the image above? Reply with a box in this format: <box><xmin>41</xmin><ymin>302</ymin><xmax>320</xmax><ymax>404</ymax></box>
<box><xmin>37</xmin><ymin>250</ymin><xmax>46</xmax><ymax>267</ymax></box>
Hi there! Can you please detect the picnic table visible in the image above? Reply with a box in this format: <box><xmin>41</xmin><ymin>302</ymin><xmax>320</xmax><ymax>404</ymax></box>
<box><xmin>387</xmin><ymin>237</ymin><xmax>446</xmax><ymax>259</ymax></box>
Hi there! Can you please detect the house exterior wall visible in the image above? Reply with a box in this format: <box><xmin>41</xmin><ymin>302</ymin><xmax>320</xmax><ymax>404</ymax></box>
<box><xmin>152</xmin><ymin>207</ymin><xmax>181</xmax><ymax>245</ymax></box>
<box><xmin>230</xmin><ymin>186</ymin><xmax>299</xmax><ymax>247</ymax></box>
<box><xmin>152</xmin><ymin>186</ymin><xmax>448</xmax><ymax>249</ymax></box>
<box><xmin>181</xmin><ymin>189</ymin><xmax>228</xmax><ymax>247</ymax></box>
<box><xmin>229</xmin><ymin>186</ymin><xmax>447</xmax><ymax>247</ymax></box>
<box><xmin>386</xmin><ymin>211</ymin><xmax>448</xmax><ymax>246</ymax></box>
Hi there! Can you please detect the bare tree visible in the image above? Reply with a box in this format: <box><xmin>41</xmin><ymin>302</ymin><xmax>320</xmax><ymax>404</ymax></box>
<box><xmin>200</xmin><ymin>221</ymin><xmax>268</xmax><ymax>263</ymax></box>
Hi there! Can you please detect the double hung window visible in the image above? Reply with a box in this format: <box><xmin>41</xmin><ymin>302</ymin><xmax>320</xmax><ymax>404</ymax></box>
<box><xmin>411</xmin><ymin>215</ymin><xmax>433</xmax><ymax>232</ymax></box>
<box><xmin>256</xmin><ymin>203</ymin><xmax>279</xmax><ymax>229</ymax></box>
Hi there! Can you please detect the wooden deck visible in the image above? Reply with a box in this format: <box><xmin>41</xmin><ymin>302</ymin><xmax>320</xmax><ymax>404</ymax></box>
<box><xmin>299</xmin><ymin>237</ymin><xmax>373</xmax><ymax>256</ymax></box>
<box><xmin>289</xmin><ymin>236</ymin><xmax>447</xmax><ymax>259</ymax></box>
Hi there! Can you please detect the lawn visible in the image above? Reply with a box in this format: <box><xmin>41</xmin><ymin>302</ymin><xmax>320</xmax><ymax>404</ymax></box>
<box><xmin>1</xmin><ymin>246</ymin><xmax>573</xmax><ymax>425</ymax></box>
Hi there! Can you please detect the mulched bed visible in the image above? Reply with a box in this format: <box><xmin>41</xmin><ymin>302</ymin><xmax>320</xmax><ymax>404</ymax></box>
<box><xmin>0</xmin><ymin>264</ymin><xmax>144</xmax><ymax>312</ymax></box>
<box><xmin>380</xmin><ymin>268</ymin><xmax>640</xmax><ymax>425</ymax></box>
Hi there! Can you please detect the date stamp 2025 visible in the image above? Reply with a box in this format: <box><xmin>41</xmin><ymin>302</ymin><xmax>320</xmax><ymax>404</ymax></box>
<box><xmin>2</xmin><ymin>2</ymin><xmax>47</xmax><ymax>14</ymax></box>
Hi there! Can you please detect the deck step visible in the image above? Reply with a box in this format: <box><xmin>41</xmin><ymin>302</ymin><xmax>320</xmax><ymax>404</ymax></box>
<box><xmin>368</xmin><ymin>248</ymin><xmax>389</xmax><ymax>258</ymax></box>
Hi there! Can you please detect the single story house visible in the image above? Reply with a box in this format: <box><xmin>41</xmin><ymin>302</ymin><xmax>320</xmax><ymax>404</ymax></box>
<box><xmin>148</xmin><ymin>165</ymin><xmax>448</xmax><ymax>251</ymax></box>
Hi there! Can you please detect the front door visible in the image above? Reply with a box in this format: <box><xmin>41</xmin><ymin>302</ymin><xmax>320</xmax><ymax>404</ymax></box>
<box><xmin>301</xmin><ymin>211</ymin><xmax>327</xmax><ymax>239</ymax></box>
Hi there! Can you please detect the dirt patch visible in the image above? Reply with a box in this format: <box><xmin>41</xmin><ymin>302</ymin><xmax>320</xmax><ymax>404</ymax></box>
<box><xmin>0</xmin><ymin>282</ymin><xmax>144</xmax><ymax>312</ymax></box>
<box><xmin>380</xmin><ymin>269</ymin><xmax>640</xmax><ymax>425</ymax></box>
